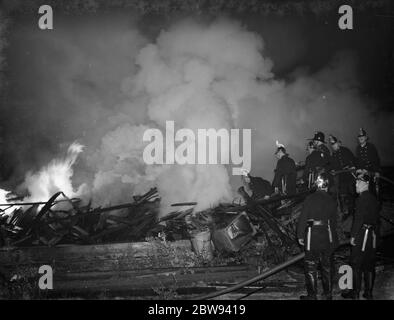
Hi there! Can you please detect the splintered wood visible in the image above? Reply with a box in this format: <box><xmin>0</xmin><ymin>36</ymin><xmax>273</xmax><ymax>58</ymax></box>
<box><xmin>0</xmin><ymin>186</ymin><xmax>307</xmax><ymax>248</ymax></box>
<box><xmin>0</xmin><ymin>188</ymin><xmax>162</xmax><ymax>247</ymax></box>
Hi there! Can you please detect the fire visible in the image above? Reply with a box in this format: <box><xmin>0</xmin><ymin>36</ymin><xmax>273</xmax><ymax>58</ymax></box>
<box><xmin>0</xmin><ymin>188</ymin><xmax>9</xmax><ymax>204</ymax></box>
<box><xmin>0</xmin><ymin>188</ymin><xmax>19</xmax><ymax>219</ymax></box>
<box><xmin>21</xmin><ymin>142</ymin><xmax>86</xmax><ymax>203</ymax></box>
<box><xmin>0</xmin><ymin>142</ymin><xmax>85</xmax><ymax>222</ymax></box>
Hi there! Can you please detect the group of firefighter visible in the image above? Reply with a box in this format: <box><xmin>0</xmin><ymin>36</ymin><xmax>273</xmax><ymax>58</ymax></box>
<box><xmin>240</xmin><ymin>128</ymin><xmax>381</xmax><ymax>300</ymax></box>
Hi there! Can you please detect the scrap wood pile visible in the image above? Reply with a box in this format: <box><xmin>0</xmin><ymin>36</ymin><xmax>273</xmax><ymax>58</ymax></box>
<box><xmin>159</xmin><ymin>192</ymin><xmax>309</xmax><ymax>262</ymax></box>
<box><xmin>212</xmin><ymin>195</ymin><xmax>304</xmax><ymax>256</ymax></box>
<box><xmin>0</xmin><ymin>188</ymin><xmax>165</xmax><ymax>247</ymax></box>
<box><xmin>0</xmin><ymin>186</ymin><xmax>309</xmax><ymax>255</ymax></box>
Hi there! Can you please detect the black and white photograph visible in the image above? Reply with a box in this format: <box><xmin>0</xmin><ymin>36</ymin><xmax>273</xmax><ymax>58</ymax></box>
<box><xmin>0</xmin><ymin>0</ymin><xmax>393</xmax><ymax>305</ymax></box>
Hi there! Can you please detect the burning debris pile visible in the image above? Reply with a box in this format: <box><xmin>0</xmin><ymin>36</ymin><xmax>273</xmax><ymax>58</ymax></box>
<box><xmin>0</xmin><ymin>142</ymin><xmax>161</xmax><ymax>247</ymax></box>
<box><xmin>0</xmin><ymin>180</ymin><xmax>306</xmax><ymax>269</ymax></box>
<box><xmin>0</xmin><ymin>188</ymin><xmax>161</xmax><ymax>247</ymax></box>
<box><xmin>0</xmin><ymin>140</ymin><xmax>306</xmax><ymax>259</ymax></box>
<box><xmin>1</xmin><ymin>15</ymin><xmax>393</xmax><ymax>248</ymax></box>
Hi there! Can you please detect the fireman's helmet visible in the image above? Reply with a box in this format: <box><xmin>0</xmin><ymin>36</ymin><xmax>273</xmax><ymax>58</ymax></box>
<box><xmin>356</xmin><ymin>172</ymin><xmax>370</xmax><ymax>183</ymax></box>
<box><xmin>358</xmin><ymin>127</ymin><xmax>367</xmax><ymax>138</ymax></box>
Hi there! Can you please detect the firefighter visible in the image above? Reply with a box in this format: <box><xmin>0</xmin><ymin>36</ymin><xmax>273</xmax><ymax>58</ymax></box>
<box><xmin>355</xmin><ymin>128</ymin><xmax>381</xmax><ymax>196</ymax></box>
<box><xmin>310</xmin><ymin>131</ymin><xmax>331</xmax><ymax>161</ymax></box>
<box><xmin>342</xmin><ymin>173</ymin><xmax>380</xmax><ymax>300</ymax></box>
<box><xmin>329</xmin><ymin>135</ymin><xmax>356</xmax><ymax>220</ymax></box>
<box><xmin>272</xmin><ymin>142</ymin><xmax>297</xmax><ymax>196</ymax></box>
<box><xmin>239</xmin><ymin>170</ymin><xmax>273</xmax><ymax>203</ymax></box>
<box><xmin>303</xmin><ymin>140</ymin><xmax>328</xmax><ymax>189</ymax></box>
<box><xmin>297</xmin><ymin>173</ymin><xmax>338</xmax><ymax>300</ymax></box>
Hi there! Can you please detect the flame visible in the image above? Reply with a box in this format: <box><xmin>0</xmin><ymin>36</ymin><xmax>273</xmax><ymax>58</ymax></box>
<box><xmin>22</xmin><ymin>142</ymin><xmax>86</xmax><ymax>203</ymax></box>
<box><xmin>0</xmin><ymin>142</ymin><xmax>85</xmax><ymax>219</ymax></box>
<box><xmin>0</xmin><ymin>188</ymin><xmax>8</xmax><ymax>204</ymax></box>
<box><xmin>0</xmin><ymin>188</ymin><xmax>18</xmax><ymax>218</ymax></box>
<box><xmin>0</xmin><ymin>143</ymin><xmax>85</xmax><ymax>220</ymax></box>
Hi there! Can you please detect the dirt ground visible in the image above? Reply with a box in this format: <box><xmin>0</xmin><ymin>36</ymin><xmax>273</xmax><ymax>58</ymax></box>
<box><xmin>213</xmin><ymin>265</ymin><xmax>394</xmax><ymax>300</ymax></box>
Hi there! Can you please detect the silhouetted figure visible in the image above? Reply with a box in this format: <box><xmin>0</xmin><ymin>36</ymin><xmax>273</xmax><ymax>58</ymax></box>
<box><xmin>272</xmin><ymin>143</ymin><xmax>297</xmax><ymax>196</ymax></box>
<box><xmin>297</xmin><ymin>173</ymin><xmax>338</xmax><ymax>300</ymax></box>
<box><xmin>342</xmin><ymin>173</ymin><xmax>380</xmax><ymax>300</ymax></box>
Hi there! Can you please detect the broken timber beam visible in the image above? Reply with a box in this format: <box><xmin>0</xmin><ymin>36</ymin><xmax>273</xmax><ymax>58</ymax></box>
<box><xmin>194</xmin><ymin>252</ymin><xmax>305</xmax><ymax>300</ymax></box>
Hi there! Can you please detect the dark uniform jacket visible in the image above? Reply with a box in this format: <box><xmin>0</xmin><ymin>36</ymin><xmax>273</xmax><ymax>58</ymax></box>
<box><xmin>351</xmin><ymin>191</ymin><xmax>380</xmax><ymax>238</ymax></box>
<box><xmin>355</xmin><ymin>142</ymin><xmax>381</xmax><ymax>173</ymax></box>
<box><xmin>272</xmin><ymin>155</ymin><xmax>297</xmax><ymax>195</ymax></box>
<box><xmin>249</xmin><ymin>176</ymin><xmax>273</xmax><ymax>201</ymax></box>
<box><xmin>350</xmin><ymin>191</ymin><xmax>380</xmax><ymax>269</ymax></box>
<box><xmin>303</xmin><ymin>150</ymin><xmax>330</xmax><ymax>182</ymax></box>
<box><xmin>318</xmin><ymin>144</ymin><xmax>331</xmax><ymax>160</ymax></box>
<box><xmin>331</xmin><ymin>146</ymin><xmax>356</xmax><ymax>194</ymax></box>
<box><xmin>331</xmin><ymin>146</ymin><xmax>356</xmax><ymax>171</ymax></box>
<box><xmin>297</xmin><ymin>190</ymin><xmax>338</xmax><ymax>251</ymax></box>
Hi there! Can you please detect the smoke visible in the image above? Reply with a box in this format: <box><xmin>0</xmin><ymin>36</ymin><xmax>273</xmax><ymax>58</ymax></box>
<box><xmin>86</xmin><ymin>123</ymin><xmax>158</xmax><ymax>205</ymax></box>
<box><xmin>0</xmin><ymin>9</ymin><xmax>9</xmax><ymax>189</ymax></box>
<box><xmin>127</xmin><ymin>18</ymin><xmax>273</xmax><ymax>213</ymax></box>
<box><xmin>236</xmin><ymin>50</ymin><xmax>394</xmax><ymax>181</ymax></box>
<box><xmin>1</xmin><ymin>12</ymin><xmax>148</xmax><ymax>184</ymax></box>
<box><xmin>0</xmin><ymin>9</ymin><xmax>10</xmax><ymax>100</ymax></box>
<box><xmin>90</xmin><ymin>18</ymin><xmax>393</xmax><ymax>215</ymax></box>
<box><xmin>1</xmin><ymin>14</ymin><xmax>393</xmax><ymax>216</ymax></box>
<box><xmin>0</xmin><ymin>10</ymin><xmax>7</xmax><ymax>76</ymax></box>
<box><xmin>241</xmin><ymin>50</ymin><xmax>394</xmax><ymax>181</ymax></box>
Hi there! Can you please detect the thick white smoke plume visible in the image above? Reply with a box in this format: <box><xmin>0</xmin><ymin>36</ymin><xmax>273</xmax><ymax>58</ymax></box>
<box><xmin>3</xmin><ymin>15</ymin><xmax>393</xmax><ymax>217</ymax></box>
<box><xmin>87</xmin><ymin>18</ymin><xmax>274</xmax><ymax>213</ymax></box>
<box><xmin>88</xmin><ymin>18</ymin><xmax>393</xmax><ymax>216</ymax></box>
<box><xmin>130</xmin><ymin>19</ymin><xmax>273</xmax><ymax>212</ymax></box>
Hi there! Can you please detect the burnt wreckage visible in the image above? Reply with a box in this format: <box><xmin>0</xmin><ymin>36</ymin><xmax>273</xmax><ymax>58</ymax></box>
<box><xmin>0</xmin><ymin>163</ymin><xmax>393</xmax><ymax>299</ymax></box>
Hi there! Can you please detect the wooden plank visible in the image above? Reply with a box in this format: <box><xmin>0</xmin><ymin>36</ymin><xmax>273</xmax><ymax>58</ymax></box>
<box><xmin>55</xmin><ymin>265</ymin><xmax>253</xmax><ymax>281</ymax></box>
<box><xmin>51</xmin><ymin>268</ymin><xmax>260</xmax><ymax>293</ymax></box>
<box><xmin>0</xmin><ymin>237</ymin><xmax>262</xmax><ymax>295</ymax></box>
<box><xmin>0</xmin><ymin>240</ymin><xmax>192</xmax><ymax>267</ymax></box>
<box><xmin>3</xmin><ymin>258</ymin><xmax>176</xmax><ymax>273</ymax></box>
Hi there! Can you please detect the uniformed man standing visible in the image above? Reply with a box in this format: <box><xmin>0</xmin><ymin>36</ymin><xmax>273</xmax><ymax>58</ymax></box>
<box><xmin>310</xmin><ymin>131</ymin><xmax>331</xmax><ymax>163</ymax></box>
<box><xmin>272</xmin><ymin>142</ymin><xmax>297</xmax><ymax>196</ymax></box>
<box><xmin>329</xmin><ymin>135</ymin><xmax>356</xmax><ymax>220</ymax></box>
<box><xmin>297</xmin><ymin>173</ymin><xmax>338</xmax><ymax>300</ymax></box>
<box><xmin>355</xmin><ymin>128</ymin><xmax>381</xmax><ymax>196</ymax></box>
<box><xmin>342</xmin><ymin>174</ymin><xmax>380</xmax><ymax>300</ymax></box>
<box><xmin>303</xmin><ymin>140</ymin><xmax>329</xmax><ymax>189</ymax></box>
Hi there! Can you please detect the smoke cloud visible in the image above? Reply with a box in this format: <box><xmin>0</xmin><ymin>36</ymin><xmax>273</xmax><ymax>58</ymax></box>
<box><xmin>0</xmin><ymin>9</ymin><xmax>9</xmax><ymax>96</ymax></box>
<box><xmin>1</xmin><ymin>14</ymin><xmax>393</xmax><ymax>216</ymax></box>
